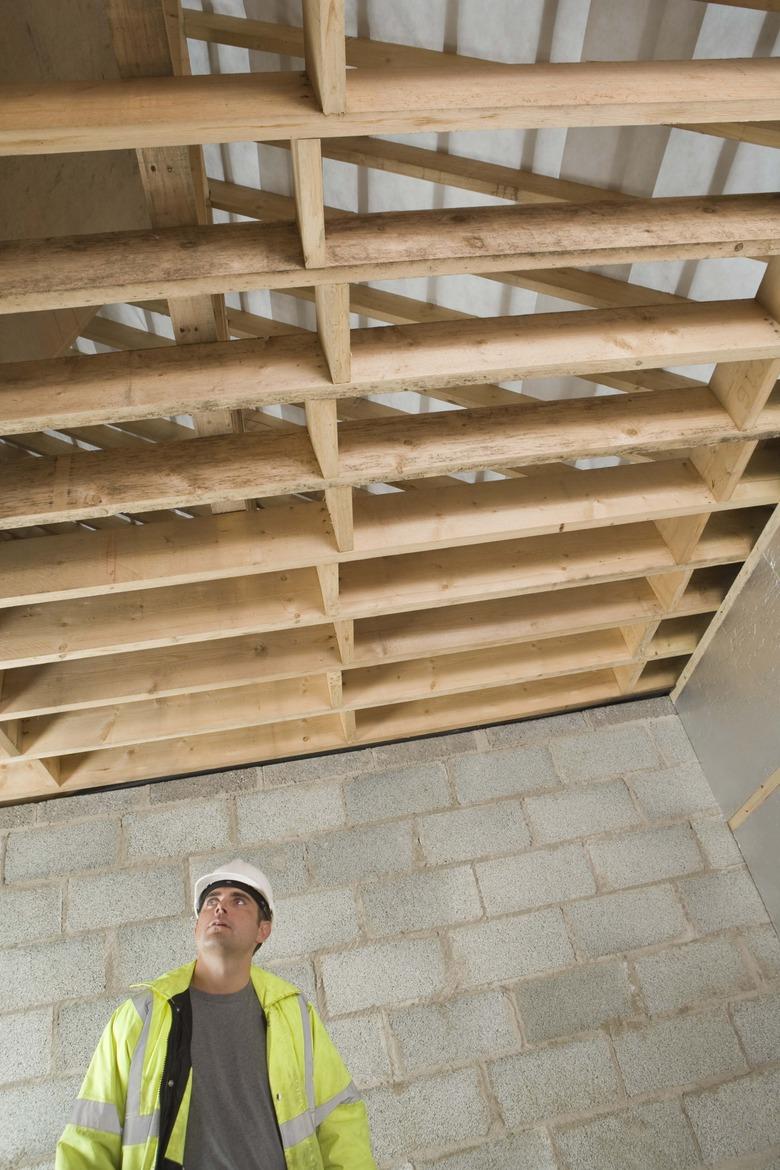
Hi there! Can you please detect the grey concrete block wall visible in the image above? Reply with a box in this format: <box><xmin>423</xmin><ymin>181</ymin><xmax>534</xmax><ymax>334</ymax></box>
<box><xmin>1</xmin><ymin>698</ymin><xmax>780</xmax><ymax>1170</ymax></box>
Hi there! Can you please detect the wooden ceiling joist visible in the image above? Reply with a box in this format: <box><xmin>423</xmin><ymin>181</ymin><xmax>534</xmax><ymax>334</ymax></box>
<box><xmin>0</xmin><ymin>509</ymin><xmax>763</xmax><ymax>671</ymax></box>
<box><xmin>3</xmin><ymin>298</ymin><xmax>779</xmax><ymax>433</ymax></box>
<box><xmin>1</xmin><ymin>454</ymin><xmax>775</xmax><ymax>608</ymax></box>
<box><xmin>2</xmin><ymin>193</ymin><xmax>778</xmax><ymax>313</ymax></box>
<box><xmin>1</xmin><ymin>58</ymin><xmax>778</xmax><ymax>156</ymax></box>
<box><xmin>0</xmin><ymin>661</ymin><xmax>684</xmax><ymax>801</ymax></box>
<box><xmin>0</xmin><ymin>570</ymin><xmax>728</xmax><ymax>724</ymax></box>
<box><xmin>1</xmin><ymin>385</ymin><xmax>778</xmax><ymax>529</ymax></box>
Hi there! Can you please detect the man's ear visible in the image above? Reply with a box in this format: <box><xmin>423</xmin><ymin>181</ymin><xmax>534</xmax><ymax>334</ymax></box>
<box><xmin>256</xmin><ymin>918</ymin><xmax>273</xmax><ymax>947</ymax></box>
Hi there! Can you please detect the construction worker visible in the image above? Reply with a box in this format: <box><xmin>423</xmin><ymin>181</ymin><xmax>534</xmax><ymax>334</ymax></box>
<box><xmin>55</xmin><ymin>858</ymin><xmax>377</xmax><ymax>1169</ymax></box>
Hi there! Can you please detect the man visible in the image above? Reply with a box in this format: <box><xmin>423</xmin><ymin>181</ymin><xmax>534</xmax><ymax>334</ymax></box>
<box><xmin>56</xmin><ymin>859</ymin><xmax>377</xmax><ymax>1169</ymax></box>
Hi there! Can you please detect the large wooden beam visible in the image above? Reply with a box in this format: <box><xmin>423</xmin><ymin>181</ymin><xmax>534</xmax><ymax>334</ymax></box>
<box><xmin>0</xmin><ymin>662</ymin><xmax>679</xmax><ymax>799</ymax></box>
<box><xmin>0</xmin><ymin>512</ymin><xmax>759</xmax><ymax>672</ymax></box>
<box><xmin>1</xmin><ymin>454</ymin><xmax>777</xmax><ymax>607</ymax></box>
<box><xmin>1</xmin><ymin>59</ymin><xmax>778</xmax><ymax>156</ymax></box>
<box><xmin>0</xmin><ymin>573</ymin><xmax>725</xmax><ymax>722</ymax></box>
<box><xmin>0</xmin><ymin>387</ymin><xmax>778</xmax><ymax>528</ymax></box>
<box><xmin>2</xmin><ymin>194</ymin><xmax>777</xmax><ymax>313</ymax></box>
<box><xmin>3</xmin><ymin>299</ymin><xmax>779</xmax><ymax>434</ymax></box>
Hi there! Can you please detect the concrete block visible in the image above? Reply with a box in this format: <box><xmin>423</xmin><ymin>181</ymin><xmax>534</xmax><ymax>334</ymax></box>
<box><xmin>324</xmin><ymin>1014</ymin><xmax>391</xmax><ymax>1086</ymax></box>
<box><xmin>630</xmin><ymin>760</ymin><xmax>718</xmax><ymax>820</ymax></box>
<box><xmin>236</xmin><ymin>783</ymin><xmax>345</xmax><ymax>843</ymax></box>
<box><xmin>321</xmin><ymin>938</ymin><xmax>446</xmax><ymax>1015</ymax></box>
<box><xmin>485</xmin><ymin>711</ymin><xmax>587</xmax><ymax>747</ymax></box>
<box><xmin>515</xmin><ymin>959</ymin><xmax>635</xmax><ymax>1042</ymax></box>
<box><xmin>732</xmin><ymin>994</ymin><xmax>780</xmax><ymax>1066</ymax></box>
<box><xmin>554</xmin><ymin>1099</ymin><xmax>700</xmax><ymax>1170</ymax></box>
<box><xmin>452</xmin><ymin>746</ymin><xmax>558</xmax><ymax>804</ymax></box>
<box><xmin>692</xmin><ymin>816</ymin><xmax>744</xmax><ymax>869</ymax></box>
<box><xmin>745</xmin><ymin>925</ymin><xmax>780</xmax><ymax>980</ymax></box>
<box><xmin>362</xmin><ymin>866</ymin><xmax>481</xmax><ymax>937</ymax></box>
<box><xmin>149</xmin><ymin>767</ymin><xmax>260</xmax><ymax>802</ymax></box>
<box><xmin>389</xmin><ymin>990</ymin><xmax>518</xmax><ymax>1074</ymax></box>
<box><xmin>647</xmin><ymin>715</ymin><xmax>699</xmax><ymax>766</ymax></box>
<box><xmin>4</xmin><ymin>820</ymin><xmax>119</xmax><ymax>883</ymax></box>
<box><xmin>0</xmin><ymin>804</ymin><xmax>35</xmax><ymax>830</ymax></box>
<box><xmin>476</xmin><ymin>844</ymin><xmax>595</xmax><ymax>916</ymax></box>
<box><xmin>0</xmin><ymin>934</ymin><xmax>106</xmax><ymax>1011</ymax></box>
<box><xmin>308</xmin><ymin>821</ymin><xmax>414</xmax><ymax>886</ymax></box>
<box><xmin>267</xmin><ymin>888</ymin><xmax>359</xmax><ymax>959</ymax></box>
<box><xmin>524</xmin><ymin>781</ymin><xmax>642</xmax><ymax>845</ymax></box>
<box><xmin>635</xmin><ymin>936</ymin><xmax>752</xmax><ymax>1015</ymax></box>
<box><xmin>550</xmin><ymin>724</ymin><xmax>661</xmax><ymax>783</ymax></box>
<box><xmin>450</xmin><ymin>908</ymin><xmax>574</xmax><ymax>986</ymax></box>
<box><xmin>262</xmin><ymin>747</ymin><xmax>373</xmax><ymax>787</ymax></box>
<box><xmin>0</xmin><ymin>883</ymin><xmax>62</xmax><ymax>947</ymax></box>
<box><xmin>344</xmin><ymin>764</ymin><xmax>450</xmax><ymax>825</ymax></box>
<box><xmin>189</xmin><ymin>842</ymin><xmax>308</xmax><ymax>900</ymax></box>
<box><xmin>115</xmin><ymin>916</ymin><xmax>195</xmax><ymax>989</ymax></box>
<box><xmin>34</xmin><ymin>787</ymin><xmax>143</xmax><ymax>823</ymax></box>
<box><xmin>587</xmin><ymin>825</ymin><xmax>703</xmax><ymax>890</ymax></box>
<box><xmin>0</xmin><ymin>1008</ymin><xmax>52</xmax><ymax>1084</ymax></box>
<box><xmin>67</xmin><ymin>865</ymin><xmax>185</xmax><ymax>932</ymax></box>
<box><xmin>679</xmin><ymin>869</ymin><xmax>769</xmax><ymax>934</ymax></box>
<box><xmin>0</xmin><ymin>1076</ymin><xmax>82</xmax><ymax>1168</ymax></box>
<box><xmin>684</xmin><ymin>1067</ymin><xmax>780</xmax><ymax>1163</ymax></box>
<box><xmin>56</xmin><ymin>995</ymin><xmax>124</xmax><ymax>1074</ymax></box>
<box><xmin>586</xmin><ymin>697</ymin><xmax>675</xmax><ymax>726</ymax></box>
<box><xmin>613</xmin><ymin>1009</ymin><xmax>746</xmax><ymax>1094</ymax></box>
<box><xmin>418</xmin><ymin>802</ymin><xmax>530</xmax><ymax>865</ymax></box>
<box><xmin>488</xmin><ymin>1035</ymin><xmax>618</xmax><ymax>1126</ymax></box>
<box><xmin>567</xmin><ymin>886</ymin><xmax>688</xmax><ymax>958</ymax></box>
<box><xmin>123</xmin><ymin>800</ymin><xmax>231</xmax><ymax>860</ymax></box>
<box><xmin>365</xmin><ymin>1069</ymin><xmax>490</xmax><ymax>1162</ymax></box>
<box><xmin>260</xmin><ymin>959</ymin><xmax>317</xmax><ymax>1005</ymax></box>
<box><xmin>372</xmin><ymin>730</ymin><xmax>478</xmax><ymax>766</ymax></box>
<box><xmin>418</xmin><ymin>1132</ymin><xmax>556</xmax><ymax>1170</ymax></box>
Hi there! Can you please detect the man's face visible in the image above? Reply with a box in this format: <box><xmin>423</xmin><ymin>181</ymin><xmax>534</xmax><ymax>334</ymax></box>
<box><xmin>195</xmin><ymin>885</ymin><xmax>272</xmax><ymax>958</ymax></box>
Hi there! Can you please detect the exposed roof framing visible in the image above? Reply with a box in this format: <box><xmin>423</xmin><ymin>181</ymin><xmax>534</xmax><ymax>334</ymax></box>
<box><xmin>1</xmin><ymin>0</ymin><xmax>779</xmax><ymax>804</ymax></box>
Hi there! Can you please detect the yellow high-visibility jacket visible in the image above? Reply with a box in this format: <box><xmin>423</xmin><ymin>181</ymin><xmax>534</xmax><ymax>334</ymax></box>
<box><xmin>55</xmin><ymin>961</ymin><xmax>377</xmax><ymax>1170</ymax></box>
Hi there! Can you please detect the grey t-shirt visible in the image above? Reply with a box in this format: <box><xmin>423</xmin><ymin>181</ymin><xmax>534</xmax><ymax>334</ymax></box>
<box><xmin>183</xmin><ymin>983</ymin><xmax>288</xmax><ymax>1170</ymax></box>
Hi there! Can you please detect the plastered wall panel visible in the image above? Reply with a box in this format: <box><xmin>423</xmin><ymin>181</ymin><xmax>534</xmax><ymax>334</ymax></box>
<box><xmin>676</xmin><ymin>530</ymin><xmax>780</xmax><ymax>818</ymax></box>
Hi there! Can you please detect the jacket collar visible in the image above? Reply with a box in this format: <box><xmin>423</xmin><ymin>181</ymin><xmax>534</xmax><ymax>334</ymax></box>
<box><xmin>138</xmin><ymin>961</ymin><xmax>301</xmax><ymax>1009</ymax></box>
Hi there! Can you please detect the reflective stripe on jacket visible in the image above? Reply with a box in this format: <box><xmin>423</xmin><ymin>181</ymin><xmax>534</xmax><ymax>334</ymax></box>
<box><xmin>55</xmin><ymin>961</ymin><xmax>377</xmax><ymax>1170</ymax></box>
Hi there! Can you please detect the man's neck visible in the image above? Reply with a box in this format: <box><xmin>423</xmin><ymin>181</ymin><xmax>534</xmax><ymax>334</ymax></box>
<box><xmin>190</xmin><ymin>954</ymin><xmax>252</xmax><ymax>995</ymax></box>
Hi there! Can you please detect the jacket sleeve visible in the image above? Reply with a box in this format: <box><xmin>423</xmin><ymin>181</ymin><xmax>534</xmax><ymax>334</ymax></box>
<box><xmin>55</xmin><ymin>998</ymin><xmax>142</xmax><ymax>1170</ymax></box>
<box><xmin>309</xmin><ymin>1003</ymin><xmax>377</xmax><ymax>1170</ymax></box>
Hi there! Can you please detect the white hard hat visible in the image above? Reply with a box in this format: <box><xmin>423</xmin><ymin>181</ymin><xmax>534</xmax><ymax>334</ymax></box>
<box><xmin>193</xmin><ymin>858</ymin><xmax>275</xmax><ymax>917</ymax></box>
